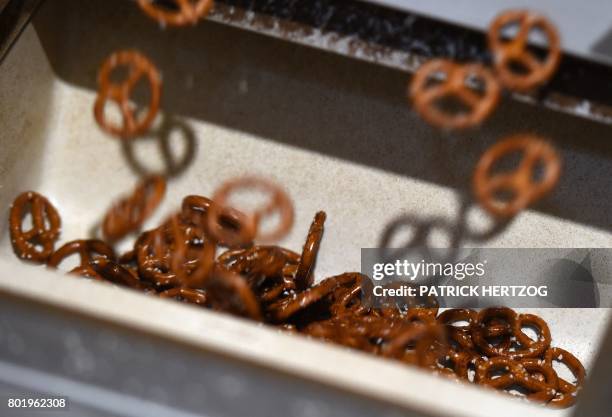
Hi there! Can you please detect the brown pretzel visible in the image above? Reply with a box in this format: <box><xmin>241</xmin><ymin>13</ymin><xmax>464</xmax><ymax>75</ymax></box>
<box><xmin>48</xmin><ymin>239</ymin><xmax>115</xmax><ymax>277</ymax></box>
<box><xmin>437</xmin><ymin>308</ymin><xmax>477</xmax><ymax>327</ymax></box>
<box><xmin>89</xmin><ymin>258</ymin><xmax>152</xmax><ymax>291</ymax></box>
<box><xmin>204</xmin><ymin>266</ymin><xmax>262</xmax><ymax>320</ymax></box>
<box><xmin>136</xmin><ymin>227</ymin><xmax>181</xmax><ymax>288</ymax></box>
<box><xmin>473</xmin><ymin>134</ymin><xmax>561</xmax><ymax>218</ymax></box>
<box><xmin>519</xmin><ymin>358</ymin><xmax>559</xmax><ymax>403</ymax></box>
<box><xmin>181</xmin><ymin>194</ymin><xmax>252</xmax><ymax>247</ymax></box>
<box><xmin>169</xmin><ymin>214</ymin><xmax>215</xmax><ymax>288</ymax></box>
<box><xmin>329</xmin><ymin>274</ymin><xmax>370</xmax><ymax>317</ymax></box>
<box><xmin>471</xmin><ymin>307</ymin><xmax>516</xmax><ymax>357</ymax></box>
<box><xmin>545</xmin><ymin>347</ymin><xmax>586</xmax><ymax>408</ymax></box>
<box><xmin>476</xmin><ymin>356</ymin><xmax>555</xmax><ymax>400</ymax></box>
<box><xmin>409</xmin><ymin>59</ymin><xmax>500</xmax><ymax>130</ymax></box>
<box><xmin>94</xmin><ymin>50</ymin><xmax>161</xmax><ymax>139</ymax></box>
<box><xmin>159</xmin><ymin>287</ymin><xmax>208</xmax><ymax>305</ymax></box>
<box><xmin>381</xmin><ymin>323</ymin><xmax>446</xmax><ymax>367</ymax></box>
<box><xmin>294</xmin><ymin>211</ymin><xmax>326</xmax><ymax>290</ymax></box>
<box><xmin>267</xmin><ymin>273</ymin><xmax>361</xmax><ymax>322</ymax></box>
<box><xmin>513</xmin><ymin>313</ymin><xmax>551</xmax><ymax>358</ymax></box>
<box><xmin>219</xmin><ymin>245</ymin><xmax>300</xmax><ymax>303</ymax></box>
<box><xmin>102</xmin><ymin>175</ymin><xmax>167</xmax><ymax>242</ymax></box>
<box><xmin>207</xmin><ymin>177</ymin><xmax>294</xmax><ymax>246</ymax></box>
<box><xmin>9</xmin><ymin>192</ymin><xmax>61</xmax><ymax>263</ymax></box>
<box><xmin>488</xmin><ymin>10</ymin><xmax>561</xmax><ymax>92</ymax></box>
<box><xmin>137</xmin><ymin>0</ymin><xmax>213</xmax><ymax>27</ymax></box>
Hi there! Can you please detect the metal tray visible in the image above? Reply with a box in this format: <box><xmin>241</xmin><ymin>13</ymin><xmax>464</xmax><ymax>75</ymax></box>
<box><xmin>0</xmin><ymin>0</ymin><xmax>610</xmax><ymax>416</ymax></box>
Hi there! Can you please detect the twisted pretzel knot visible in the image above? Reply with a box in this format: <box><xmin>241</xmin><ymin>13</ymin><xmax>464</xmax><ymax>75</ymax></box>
<box><xmin>137</xmin><ymin>0</ymin><xmax>213</xmax><ymax>27</ymax></box>
<box><xmin>488</xmin><ymin>10</ymin><xmax>561</xmax><ymax>92</ymax></box>
<box><xmin>9</xmin><ymin>192</ymin><xmax>61</xmax><ymax>263</ymax></box>
<box><xmin>473</xmin><ymin>134</ymin><xmax>561</xmax><ymax>218</ymax></box>
<box><xmin>47</xmin><ymin>239</ymin><xmax>116</xmax><ymax>277</ymax></box>
<box><xmin>94</xmin><ymin>50</ymin><xmax>161</xmax><ymax>139</ymax></box>
<box><xmin>102</xmin><ymin>175</ymin><xmax>167</xmax><ymax>242</ymax></box>
<box><xmin>207</xmin><ymin>177</ymin><xmax>294</xmax><ymax>247</ymax></box>
<box><xmin>409</xmin><ymin>59</ymin><xmax>500</xmax><ymax>130</ymax></box>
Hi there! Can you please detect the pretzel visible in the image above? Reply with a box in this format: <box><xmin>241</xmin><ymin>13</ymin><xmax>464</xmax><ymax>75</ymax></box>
<box><xmin>102</xmin><ymin>175</ymin><xmax>167</xmax><ymax>242</ymax></box>
<box><xmin>436</xmin><ymin>348</ymin><xmax>472</xmax><ymax>380</ymax></box>
<box><xmin>329</xmin><ymin>274</ymin><xmax>370</xmax><ymax>317</ymax></box>
<box><xmin>159</xmin><ymin>287</ymin><xmax>208</xmax><ymax>305</ymax></box>
<box><xmin>512</xmin><ymin>313</ymin><xmax>551</xmax><ymax>358</ymax></box>
<box><xmin>437</xmin><ymin>308</ymin><xmax>477</xmax><ymax>327</ymax></box>
<box><xmin>207</xmin><ymin>177</ymin><xmax>294</xmax><ymax>246</ymax></box>
<box><xmin>294</xmin><ymin>211</ymin><xmax>326</xmax><ymax>290</ymax></box>
<box><xmin>471</xmin><ymin>307</ymin><xmax>516</xmax><ymax>357</ymax></box>
<box><xmin>545</xmin><ymin>347</ymin><xmax>586</xmax><ymax>408</ymax></box>
<box><xmin>473</xmin><ymin>135</ymin><xmax>561</xmax><ymax>218</ymax></box>
<box><xmin>136</xmin><ymin>227</ymin><xmax>181</xmax><ymax>288</ymax></box>
<box><xmin>9</xmin><ymin>192</ymin><xmax>61</xmax><ymax>263</ymax></box>
<box><xmin>181</xmin><ymin>194</ymin><xmax>251</xmax><ymax>247</ymax></box>
<box><xmin>47</xmin><ymin>239</ymin><xmax>115</xmax><ymax>276</ymax></box>
<box><xmin>204</xmin><ymin>266</ymin><xmax>262</xmax><ymax>320</ymax></box>
<box><xmin>476</xmin><ymin>356</ymin><xmax>556</xmax><ymax>402</ymax></box>
<box><xmin>381</xmin><ymin>323</ymin><xmax>446</xmax><ymax>367</ymax></box>
<box><xmin>137</xmin><ymin>0</ymin><xmax>213</xmax><ymax>27</ymax></box>
<box><xmin>219</xmin><ymin>245</ymin><xmax>300</xmax><ymax>303</ymax></box>
<box><xmin>89</xmin><ymin>258</ymin><xmax>152</xmax><ymax>290</ymax></box>
<box><xmin>519</xmin><ymin>358</ymin><xmax>559</xmax><ymax>403</ymax></box>
<box><xmin>94</xmin><ymin>50</ymin><xmax>161</xmax><ymax>139</ymax></box>
<box><xmin>409</xmin><ymin>59</ymin><xmax>500</xmax><ymax>130</ymax></box>
<box><xmin>488</xmin><ymin>10</ymin><xmax>561</xmax><ymax>92</ymax></box>
<box><xmin>169</xmin><ymin>214</ymin><xmax>215</xmax><ymax>288</ymax></box>
<box><xmin>267</xmin><ymin>273</ymin><xmax>361</xmax><ymax>322</ymax></box>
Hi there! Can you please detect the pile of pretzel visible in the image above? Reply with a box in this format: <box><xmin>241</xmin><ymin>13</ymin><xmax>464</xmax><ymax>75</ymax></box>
<box><xmin>5</xmin><ymin>1</ymin><xmax>585</xmax><ymax>410</ymax></box>
<box><xmin>8</xmin><ymin>177</ymin><xmax>585</xmax><ymax>408</ymax></box>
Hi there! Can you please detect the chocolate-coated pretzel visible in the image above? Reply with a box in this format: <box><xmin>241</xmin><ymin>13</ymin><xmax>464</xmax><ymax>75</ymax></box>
<box><xmin>94</xmin><ymin>50</ymin><xmax>161</xmax><ymax>139</ymax></box>
<box><xmin>488</xmin><ymin>10</ymin><xmax>561</xmax><ymax>92</ymax></box>
<box><xmin>136</xmin><ymin>227</ymin><xmax>181</xmax><ymax>288</ymax></box>
<box><xmin>90</xmin><ymin>258</ymin><xmax>151</xmax><ymax>290</ymax></box>
<box><xmin>205</xmin><ymin>266</ymin><xmax>262</xmax><ymax>320</ymax></box>
<box><xmin>169</xmin><ymin>214</ymin><xmax>215</xmax><ymax>288</ymax></box>
<box><xmin>473</xmin><ymin>134</ymin><xmax>561</xmax><ymax>218</ymax></box>
<box><xmin>207</xmin><ymin>177</ymin><xmax>294</xmax><ymax>246</ymax></box>
<box><xmin>409</xmin><ymin>59</ymin><xmax>500</xmax><ymax>130</ymax></box>
<box><xmin>159</xmin><ymin>287</ymin><xmax>208</xmax><ymax>305</ymax></box>
<box><xmin>137</xmin><ymin>0</ymin><xmax>213</xmax><ymax>27</ymax></box>
<box><xmin>48</xmin><ymin>239</ymin><xmax>115</xmax><ymax>277</ymax></box>
<box><xmin>294</xmin><ymin>211</ymin><xmax>326</xmax><ymax>290</ymax></box>
<box><xmin>182</xmin><ymin>194</ymin><xmax>251</xmax><ymax>247</ymax></box>
<box><xmin>9</xmin><ymin>192</ymin><xmax>61</xmax><ymax>263</ymax></box>
<box><xmin>219</xmin><ymin>245</ymin><xmax>299</xmax><ymax>303</ymax></box>
<box><xmin>103</xmin><ymin>175</ymin><xmax>166</xmax><ymax>242</ymax></box>
<box><xmin>267</xmin><ymin>273</ymin><xmax>361</xmax><ymax>322</ymax></box>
